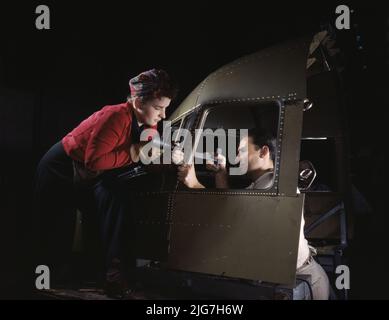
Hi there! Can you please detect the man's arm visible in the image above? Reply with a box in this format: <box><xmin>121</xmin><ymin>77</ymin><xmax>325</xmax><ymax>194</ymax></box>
<box><xmin>177</xmin><ymin>164</ymin><xmax>205</xmax><ymax>189</ymax></box>
<box><xmin>206</xmin><ymin>153</ymin><xmax>229</xmax><ymax>189</ymax></box>
<box><xmin>177</xmin><ymin>152</ymin><xmax>230</xmax><ymax>189</ymax></box>
<box><xmin>214</xmin><ymin>169</ymin><xmax>229</xmax><ymax>189</ymax></box>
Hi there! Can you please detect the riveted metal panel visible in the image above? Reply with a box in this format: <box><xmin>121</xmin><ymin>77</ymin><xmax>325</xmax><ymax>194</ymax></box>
<box><xmin>166</xmin><ymin>192</ymin><xmax>304</xmax><ymax>285</ymax></box>
<box><xmin>278</xmin><ymin>102</ymin><xmax>304</xmax><ymax>196</ymax></box>
<box><xmin>169</xmin><ymin>37</ymin><xmax>311</xmax><ymax>122</ymax></box>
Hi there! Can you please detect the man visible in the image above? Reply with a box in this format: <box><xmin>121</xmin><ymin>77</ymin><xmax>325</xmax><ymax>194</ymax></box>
<box><xmin>177</xmin><ymin>128</ymin><xmax>330</xmax><ymax>300</ymax></box>
<box><xmin>33</xmin><ymin>69</ymin><xmax>177</xmax><ymax>291</ymax></box>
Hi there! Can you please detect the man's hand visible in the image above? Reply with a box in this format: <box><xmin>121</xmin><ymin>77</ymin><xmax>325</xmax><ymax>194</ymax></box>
<box><xmin>205</xmin><ymin>152</ymin><xmax>227</xmax><ymax>173</ymax></box>
<box><xmin>177</xmin><ymin>164</ymin><xmax>205</xmax><ymax>189</ymax></box>
<box><xmin>206</xmin><ymin>151</ymin><xmax>228</xmax><ymax>189</ymax></box>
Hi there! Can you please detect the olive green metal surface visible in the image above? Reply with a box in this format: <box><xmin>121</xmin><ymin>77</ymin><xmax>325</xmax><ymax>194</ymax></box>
<box><xmin>166</xmin><ymin>192</ymin><xmax>304</xmax><ymax>285</ymax></box>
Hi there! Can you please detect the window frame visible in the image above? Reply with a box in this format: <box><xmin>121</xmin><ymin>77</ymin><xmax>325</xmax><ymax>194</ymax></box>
<box><xmin>188</xmin><ymin>99</ymin><xmax>284</xmax><ymax>195</ymax></box>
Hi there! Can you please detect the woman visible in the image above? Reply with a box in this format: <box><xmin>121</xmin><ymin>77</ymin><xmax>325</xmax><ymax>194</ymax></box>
<box><xmin>33</xmin><ymin>69</ymin><xmax>178</xmax><ymax>290</ymax></box>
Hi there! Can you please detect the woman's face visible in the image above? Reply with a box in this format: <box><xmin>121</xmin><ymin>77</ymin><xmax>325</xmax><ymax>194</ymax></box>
<box><xmin>134</xmin><ymin>96</ymin><xmax>171</xmax><ymax>127</ymax></box>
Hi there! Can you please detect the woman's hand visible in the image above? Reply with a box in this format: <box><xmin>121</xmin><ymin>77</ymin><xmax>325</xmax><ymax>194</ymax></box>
<box><xmin>172</xmin><ymin>148</ymin><xmax>185</xmax><ymax>165</ymax></box>
<box><xmin>129</xmin><ymin>143</ymin><xmax>142</xmax><ymax>163</ymax></box>
<box><xmin>130</xmin><ymin>142</ymin><xmax>163</xmax><ymax>163</ymax></box>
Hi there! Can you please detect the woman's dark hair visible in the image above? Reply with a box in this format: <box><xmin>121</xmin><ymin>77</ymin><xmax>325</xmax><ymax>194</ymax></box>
<box><xmin>247</xmin><ymin>128</ymin><xmax>277</xmax><ymax>163</ymax></box>
<box><xmin>128</xmin><ymin>69</ymin><xmax>178</xmax><ymax>103</ymax></box>
<box><xmin>149</xmin><ymin>69</ymin><xmax>178</xmax><ymax>101</ymax></box>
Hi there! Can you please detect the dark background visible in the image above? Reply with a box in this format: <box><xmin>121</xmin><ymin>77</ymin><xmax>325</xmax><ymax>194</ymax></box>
<box><xmin>0</xmin><ymin>1</ymin><xmax>388</xmax><ymax>299</ymax></box>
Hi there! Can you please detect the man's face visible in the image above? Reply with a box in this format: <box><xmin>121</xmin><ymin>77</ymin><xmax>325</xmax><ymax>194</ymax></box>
<box><xmin>136</xmin><ymin>96</ymin><xmax>171</xmax><ymax>126</ymax></box>
<box><xmin>236</xmin><ymin>136</ymin><xmax>261</xmax><ymax>173</ymax></box>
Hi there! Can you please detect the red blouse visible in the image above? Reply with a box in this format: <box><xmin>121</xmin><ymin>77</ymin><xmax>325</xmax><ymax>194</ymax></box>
<box><xmin>62</xmin><ymin>102</ymin><xmax>156</xmax><ymax>171</ymax></box>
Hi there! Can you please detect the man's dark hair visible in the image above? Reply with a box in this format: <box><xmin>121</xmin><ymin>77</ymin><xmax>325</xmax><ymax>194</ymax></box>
<box><xmin>247</xmin><ymin>128</ymin><xmax>277</xmax><ymax>163</ymax></box>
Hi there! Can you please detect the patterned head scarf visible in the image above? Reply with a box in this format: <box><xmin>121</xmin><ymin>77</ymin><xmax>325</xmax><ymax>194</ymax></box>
<box><xmin>129</xmin><ymin>68</ymin><xmax>169</xmax><ymax>99</ymax></box>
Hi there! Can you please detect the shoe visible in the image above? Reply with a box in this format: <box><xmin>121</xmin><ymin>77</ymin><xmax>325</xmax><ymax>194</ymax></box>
<box><xmin>103</xmin><ymin>258</ymin><xmax>132</xmax><ymax>299</ymax></box>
